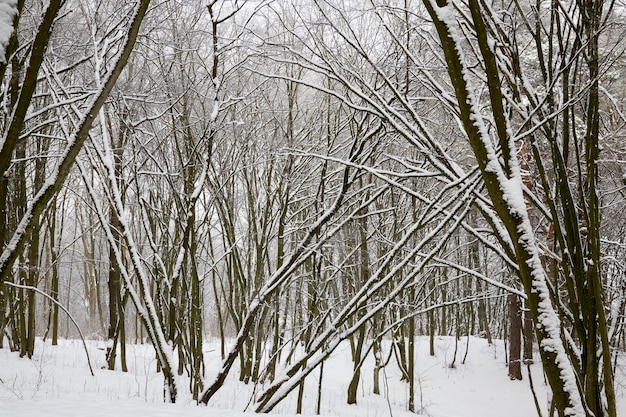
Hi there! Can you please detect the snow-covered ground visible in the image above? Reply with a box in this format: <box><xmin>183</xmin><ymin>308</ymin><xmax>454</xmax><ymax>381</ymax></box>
<box><xmin>1</xmin><ymin>336</ymin><xmax>624</xmax><ymax>416</ymax></box>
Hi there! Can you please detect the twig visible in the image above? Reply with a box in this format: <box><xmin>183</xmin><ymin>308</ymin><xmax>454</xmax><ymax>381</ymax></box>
<box><xmin>527</xmin><ymin>363</ymin><xmax>544</xmax><ymax>417</ymax></box>
<box><xmin>382</xmin><ymin>362</ymin><xmax>394</xmax><ymax>417</ymax></box>
<box><xmin>3</xmin><ymin>281</ymin><xmax>95</xmax><ymax>376</ymax></box>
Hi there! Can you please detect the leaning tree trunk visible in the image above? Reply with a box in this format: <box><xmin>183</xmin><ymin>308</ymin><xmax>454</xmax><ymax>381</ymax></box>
<box><xmin>423</xmin><ymin>1</ymin><xmax>590</xmax><ymax>414</ymax></box>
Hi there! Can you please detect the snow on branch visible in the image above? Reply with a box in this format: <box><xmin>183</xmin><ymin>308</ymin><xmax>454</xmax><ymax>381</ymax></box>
<box><xmin>0</xmin><ymin>0</ymin><xmax>16</xmax><ymax>64</ymax></box>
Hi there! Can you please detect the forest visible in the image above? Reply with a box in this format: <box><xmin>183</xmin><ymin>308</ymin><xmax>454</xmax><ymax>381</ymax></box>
<box><xmin>0</xmin><ymin>1</ymin><xmax>625</xmax><ymax>416</ymax></box>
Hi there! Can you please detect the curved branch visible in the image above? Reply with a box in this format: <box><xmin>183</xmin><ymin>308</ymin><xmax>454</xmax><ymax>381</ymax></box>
<box><xmin>3</xmin><ymin>281</ymin><xmax>95</xmax><ymax>376</ymax></box>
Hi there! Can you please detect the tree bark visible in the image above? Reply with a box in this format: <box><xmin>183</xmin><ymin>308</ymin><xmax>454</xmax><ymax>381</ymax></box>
<box><xmin>508</xmin><ymin>294</ymin><xmax>522</xmax><ymax>380</ymax></box>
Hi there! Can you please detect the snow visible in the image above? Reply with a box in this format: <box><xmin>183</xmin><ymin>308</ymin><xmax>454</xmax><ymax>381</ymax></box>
<box><xmin>2</xmin><ymin>336</ymin><xmax>624</xmax><ymax>417</ymax></box>
<box><xmin>0</xmin><ymin>0</ymin><xmax>16</xmax><ymax>64</ymax></box>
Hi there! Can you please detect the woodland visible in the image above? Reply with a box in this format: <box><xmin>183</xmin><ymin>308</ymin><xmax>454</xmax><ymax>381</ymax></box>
<box><xmin>0</xmin><ymin>1</ymin><xmax>625</xmax><ymax>417</ymax></box>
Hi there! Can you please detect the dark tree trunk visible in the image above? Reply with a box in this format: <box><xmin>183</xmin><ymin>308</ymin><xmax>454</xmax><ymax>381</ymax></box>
<box><xmin>508</xmin><ymin>294</ymin><xmax>522</xmax><ymax>380</ymax></box>
<box><xmin>523</xmin><ymin>300</ymin><xmax>533</xmax><ymax>364</ymax></box>
<box><xmin>106</xmin><ymin>137</ymin><xmax>124</xmax><ymax>370</ymax></box>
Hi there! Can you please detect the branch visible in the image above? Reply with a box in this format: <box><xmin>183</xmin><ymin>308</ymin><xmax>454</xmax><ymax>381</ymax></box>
<box><xmin>3</xmin><ymin>281</ymin><xmax>95</xmax><ymax>376</ymax></box>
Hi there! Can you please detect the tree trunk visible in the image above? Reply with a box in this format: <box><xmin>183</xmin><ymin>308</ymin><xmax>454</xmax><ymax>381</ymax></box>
<box><xmin>408</xmin><ymin>313</ymin><xmax>415</xmax><ymax>412</ymax></box>
<box><xmin>508</xmin><ymin>294</ymin><xmax>522</xmax><ymax>380</ymax></box>
<box><xmin>106</xmin><ymin>137</ymin><xmax>123</xmax><ymax>370</ymax></box>
<box><xmin>477</xmin><ymin>279</ymin><xmax>492</xmax><ymax>344</ymax></box>
<box><xmin>0</xmin><ymin>175</ymin><xmax>8</xmax><ymax>348</ymax></box>
<box><xmin>523</xmin><ymin>300</ymin><xmax>533</xmax><ymax>364</ymax></box>
<box><xmin>50</xmin><ymin>205</ymin><xmax>60</xmax><ymax>346</ymax></box>
<box><xmin>346</xmin><ymin>323</ymin><xmax>366</xmax><ymax>404</ymax></box>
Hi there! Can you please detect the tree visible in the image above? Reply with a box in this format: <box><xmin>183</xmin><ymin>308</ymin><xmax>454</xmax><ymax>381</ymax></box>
<box><xmin>1</xmin><ymin>1</ymin><xmax>623</xmax><ymax>414</ymax></box>
<box><xmin>239</xmin><ymin>1</ymin><xmax>622</xmax><ymax>415</ymax></box>
<box><xmin>0</xmin><ymin>0</ymin><xmax>157</xmax><ymax>395</ymax></box>
<box><xmin>422</xmin><ymin>0</ymin><xmax>616</xmax><ymax>415</ymax></box>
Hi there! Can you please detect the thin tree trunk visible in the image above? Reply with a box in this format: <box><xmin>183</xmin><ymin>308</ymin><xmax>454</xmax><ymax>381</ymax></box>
<box><xmin>316</xmin><ymin>361</ymin><xmax>324</xmax><ymax>415</ymax></box>
<box><xmin>408</xmin><ymin>312</ymin><xmax>415</xmax><ymax>412</ymax></box>
<box><xmin>51</xmin><ymin>195</ymin><xmax>65</xmax><ymax>346</ymax></box>
<box><xmin>106</xmin><ymin>138</ymin><xmax>123</xmax><ymax>370</ymax></box>
<box><xmin>346</xmin><ymin>323</ymin><xmax>366</xmax><ymax>404</ymax></box>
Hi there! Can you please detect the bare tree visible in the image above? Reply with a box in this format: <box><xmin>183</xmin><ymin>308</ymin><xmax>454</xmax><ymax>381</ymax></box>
<box><xmin>0</xmin><ymin>0</ymin><xmax>154</xmax><ymax>391</ymax></box>
<box><xmin>421</xmin><ymin>1</ymin><xmax>617</xmax><ymax>415</ymax></box>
